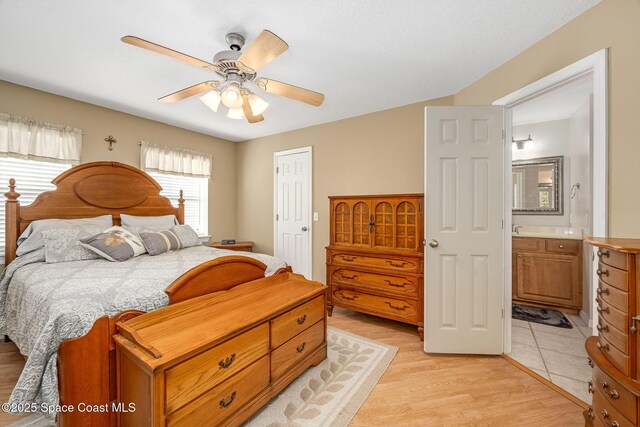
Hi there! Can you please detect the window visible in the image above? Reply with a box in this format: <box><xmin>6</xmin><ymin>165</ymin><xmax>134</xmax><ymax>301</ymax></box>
<box><xmin>148</xmin><ymin>172</ymin><xmax>209</xmax><ymax>237</ymax></box>
<box><xmin>0</xmin><ymin>157</ymin><xmax>71</xmax><ymax>258</ymax></box>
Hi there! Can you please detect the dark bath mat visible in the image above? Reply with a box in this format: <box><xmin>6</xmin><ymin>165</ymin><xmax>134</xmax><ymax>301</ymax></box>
<box><xmin>512</xmin><ymin>303</ymin><xmax>573</xmax><ymax>329</ymax></box>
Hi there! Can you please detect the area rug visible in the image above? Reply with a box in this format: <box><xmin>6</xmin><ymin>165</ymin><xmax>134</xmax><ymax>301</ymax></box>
<box><xmin>512</xmin><ymin>303</ymin><xmax>573</xmax><ymax>329</ymax></box>
<box><xmin>9</xmin><ymin>327</ymin><xmax>397</xmax><ymax>427</ymax></box>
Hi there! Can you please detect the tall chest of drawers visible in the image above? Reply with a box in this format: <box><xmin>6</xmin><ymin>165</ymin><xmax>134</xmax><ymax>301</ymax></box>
<box><xmin>326</xmin><ymin>194</ymin><xmax>424</xmax><ymax>340</ymax></box>
<box><xmin>584</xmin><ymin>238</ymin><xmax>640</xmax><ymax>427</ymax></box>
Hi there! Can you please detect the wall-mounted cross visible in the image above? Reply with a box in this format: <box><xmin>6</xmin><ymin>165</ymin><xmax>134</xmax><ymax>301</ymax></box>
<box><xmin>105</xmin><ymin>135</ymin><xmax>117</xmax><ymax>151</ymax></box>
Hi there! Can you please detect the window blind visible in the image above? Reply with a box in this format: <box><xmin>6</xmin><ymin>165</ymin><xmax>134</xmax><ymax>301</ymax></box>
<box><xmin>0</xmin><ymin>157</ymin><xmax>70</xmax><ymax>259</ymax></box>
<box><xmin>148</xmin><ymin>172</ymin><xmax>208</xmax><ymax>237</ymax></box>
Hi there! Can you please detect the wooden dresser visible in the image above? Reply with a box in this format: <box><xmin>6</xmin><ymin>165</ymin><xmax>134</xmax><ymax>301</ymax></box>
<box><xmin>326</xmin><ymin>194</ymin><xmax>424</xmax><ymax>339</ymax></box>
<box><xmin>113</xmin><ymin>273</ymin><xmax>327</xmax><ymax>426</ymax></box>
<box><xmin>584</xmin><ymin>238</ymin><xmax>640</xmax><ymax>427</ymax></box>
<box><xmin>513</xmin><ymin>236</ymin><xmax>583</xmax><ymax>313</ymax></box>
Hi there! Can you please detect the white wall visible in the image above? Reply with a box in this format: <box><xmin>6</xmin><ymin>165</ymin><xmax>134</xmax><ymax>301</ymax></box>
<box><xmin>569</xmin><ymin>96</ymin><xmax>593</xmax><ymax>322</ymax></box>
<box><xmin>512</xmin><ymin>119</ymin><xmax>571</xmax><ymax>227</ymax></box>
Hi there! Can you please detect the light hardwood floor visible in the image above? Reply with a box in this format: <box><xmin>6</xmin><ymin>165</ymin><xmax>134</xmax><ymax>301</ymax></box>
<box><xmin>0</xmin><ymin>307</ymin><xmax>585</xmax><ymax>426</ymax></box>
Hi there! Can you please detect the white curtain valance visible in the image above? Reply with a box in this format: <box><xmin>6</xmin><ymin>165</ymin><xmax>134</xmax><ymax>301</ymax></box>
<box><xmin>0</xmin><ymin>113</ymin><xmax>82</xmax><ymax>165</ymax></box>
<box><xmin>140</xmin><ymin>141</ymin><xmax>212</xmax><ymax>179</ymax></box>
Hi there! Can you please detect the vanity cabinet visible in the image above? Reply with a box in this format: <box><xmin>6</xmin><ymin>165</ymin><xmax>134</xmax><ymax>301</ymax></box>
<box><xmin>512</xmin><ymin>236</ymin><xmax>582</xmax><ymax>312</ymax></box>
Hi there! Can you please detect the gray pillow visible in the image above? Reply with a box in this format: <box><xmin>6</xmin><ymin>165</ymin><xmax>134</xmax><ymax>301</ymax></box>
<box><xmin>79</xmin><ymin>226</ymin><xmax>146</xmax><ymax>262</ymax></box>
<box><xmin>120</xmin><ymin>214</ymin><xmax>178</xmax><ymax>228</ymax></box>
<box><xmin>17</xmin><ymin>215</ymin><xmax>113</xmax><ymax>256</ymax></box>
<box><xmin>139</xmin><ymin>230</ymin><xmax>183</xmax><ymax>256</ymax></box>
<box><xmin>170</xmin><ymin>224</ymin><xmax>201</xmax><ymax>248</ymax></box>
<box><xmin>42</xmin><ymin>227</ymin><xmax>104</xmax><ymax>263</ymax></box>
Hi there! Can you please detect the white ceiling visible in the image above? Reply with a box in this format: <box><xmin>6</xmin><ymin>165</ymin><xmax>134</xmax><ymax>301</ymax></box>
<box><xmin>0</xmin><ymin>0</ymin><xmax>600</xmax><ymax>142</ymax></box>
<box><xmin>513</xmin><ymin>73</ymin><xmax>593</xmax><ymax>125</ymax></box>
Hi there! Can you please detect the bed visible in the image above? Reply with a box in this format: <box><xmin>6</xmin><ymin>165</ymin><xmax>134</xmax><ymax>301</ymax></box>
<box><xmin>1</xmin><ymin>161</ymin><xmax>290</xmax><ymax>426</ymax></box>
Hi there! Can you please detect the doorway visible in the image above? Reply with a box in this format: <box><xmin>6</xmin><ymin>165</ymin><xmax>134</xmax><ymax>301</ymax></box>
<box><xmin>273</xmin><ymin>146</ymin><xmax>313</xmax><ymax>278</ymax></box>
<box><xmin>494</xmin><ymin>49</ymin><xmax>608</xmax><ymax>403</ymax></box>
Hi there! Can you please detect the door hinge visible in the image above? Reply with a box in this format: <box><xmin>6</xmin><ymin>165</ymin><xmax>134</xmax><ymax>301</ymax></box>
<box><xmin>502</xmin><ymin>219</ymin><xmax>504</xmax><ymax>230</ymax></box>
<box><xmin>502</xmin><ymin>129</ymin><xmax>506</xmax><ymax>141</ymax></box>
<box><xmin>276</xmin><ymin>214</ymin><xmax>279</xmax><ymax>221</ymax></box>
<box><xmin>422</xmin><ymin>239</ymin><xmax>427</xmax><ymax>247</ymax></box>
<box><xmin>276</xmin><ymin>166</ymin><xmax>279</xmax><ymax>174</ymax></box>
<box><xmin>502</xmin><ymin>309</ymin><xmax>504</xmax><ymax>319</ymax></box>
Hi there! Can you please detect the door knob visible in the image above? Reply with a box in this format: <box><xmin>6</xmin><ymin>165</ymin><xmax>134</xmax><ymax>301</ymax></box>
<box><xmin>428</xmin><ymin>239</ymin><xmax>439</xmax><ymax>248</ymax></box>
<box><xmin>302</xmin><ymin>227</ymin><xmax>308</xmax><ymax>231</ymax></box>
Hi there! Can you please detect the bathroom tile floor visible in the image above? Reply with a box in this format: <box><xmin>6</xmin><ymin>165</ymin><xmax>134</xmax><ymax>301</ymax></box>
<box><xmin>508</xmin><ymin>313</ymin><xmax>594</xmax><ymax>404</ymax></box>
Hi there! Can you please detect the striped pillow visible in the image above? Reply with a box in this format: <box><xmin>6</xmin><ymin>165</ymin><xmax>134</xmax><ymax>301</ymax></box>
<box><xmin>139</xmin><ymin>229</ymin><xmax>183</xmax><ymax>256</ymax></box>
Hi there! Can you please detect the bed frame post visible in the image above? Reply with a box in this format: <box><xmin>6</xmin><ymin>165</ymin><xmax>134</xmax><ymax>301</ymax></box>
<box><xmin>4</xmin><ymin>178</ymin><xmax>20</xmax><ymax>266</ymax></box>
<box><xmin>177</xmin><ymin>189</ymin><xmax>185</xmax><ymax>224</ymax></box>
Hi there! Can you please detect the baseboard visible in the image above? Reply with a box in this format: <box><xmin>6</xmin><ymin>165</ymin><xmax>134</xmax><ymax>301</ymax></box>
<box><xmin>579</xmin><ymin>309</ymin><xmax>592</xmax><ymax>328</ymax></box>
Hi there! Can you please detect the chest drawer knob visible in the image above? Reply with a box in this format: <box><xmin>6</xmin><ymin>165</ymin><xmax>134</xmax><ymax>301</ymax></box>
<box><xmin>598</xmin><ymin>250</ymin><xmax>610</xmax><ymax>258</ymax></box>
<box><xmin>588</xmin><ymin>357</ymin><xmax>594</xmax><ymax>368</ymax></box>
<box><xmin>219</xmin><ymin>391</ymin><xmax>237</xmax><ymax>409</ymax></box>
<box><xmin>596</xmin><ymin>305</ymin><xmax>609</xmax><ymax>314</ymax></box>
<box><xmin>296</xmin><ymin>342</ymin><xmax>306</xmax><ymax>353</ymax></box>
<box><xmin>597</xmin><ymin>323</ymin><xmax>609</xmax><ymax>333</ymax></box>
<box><xmin>601</xmin><ymin>409</ymin><xmax>620</xmax><ymax>427</ymax></box>
<box><xmin>218</xmin><ymin>353</ymin><xmax>237</xmax><ymax>369</ymax></box>
<box><xmin>597</xmin><ymin>268</ymin><xmax>610</xmax><ymax>277</ymax></box>
<box><xmin>631</xmin><ymin>316</ymin><xmax>640</xmax><ymax>333</ymax></box>
<box><xmin>559</xmin><ymin>244</ymin><xmax>564</xmax><ymax>249</ymax></box>
<box><xmin>296</xmin><ymin>314</ymin><xmax>307</xmax><ymax>325</ymax></box>
<box><xmin>597</xmin><ymin>341</ymin><xmax>610</xmax><ymax>351</ymax></box>
<box><xmin>607</xmin><ymin>389</ymin><xmax>620</xmax><ymax>399</ymax></box>
<box><xmin>588</xmin><ymin>406</ymin><xmax>594</xmax><ymax>420</ymax></box>
<box><xmin>588</xmin><ymin>380</ymin><xmax>594</xmax><ymax>393</ymax></box>
<box><xmin>597</xmin><ymin>287</ymin><xmax>610</xmax><ymax>295</ymax></box>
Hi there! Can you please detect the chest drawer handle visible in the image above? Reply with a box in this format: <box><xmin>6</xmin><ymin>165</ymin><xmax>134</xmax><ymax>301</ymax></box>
<box><xmin>341</xmin><ymin>256</ymin><xmax>356</xmax><ymax>262</ymax></box>
<box><xmin>384</xmin><ymin>279</ymin><xmax>410</xmax><ymax>288</ymax></box>
<box><xmin>601</xmin><ymin>409</ymin><xmax>620</xmax><ymax>427</ymax></box>
<box><xmin>598</xmin><ymin>250</ymin><xmax>610</xmax><ymax>258</ymax></box>
<box><xmin>596</xmin><ymin>287</ymin><xmax>609</xmax><ymax>295</ymax></box>
<box><xmin>385</xmin><ymin>302</ymin><xmax>410</xmax><ymax>311</ymax></box>
<box><xmin>596</xmin><ymin>305</ymin><xmax>609</xmax><ymax>314</ymax></box>
<box><xmin>597</xmin><ymin>341</ymin><xmax>610</xmax><ymax>352</ymax></box>
<box><xmin>596</xmin><ymin>323</ymin><xmax>609</xmax><ymax>333</ymax></box>
<box><xmin>588</xmin><ymin>357</ymin><xmax>594</xmax><ymax>368</ymax></box>
<box><xmin>341</xmin><ymin>294</ymin><xmax>358</xmax><ymax>301</ymax></box>
<box><xmin>219</xmin><ymin>391</ymin><xmax>237</xmax><ymax>409</ymax></box>
<box><xmin>597</xmin><ymin>269</ymin><xmax>609</xmax><ymax>277</ymax></box>
<box><xmin>607</xmin><ymin>389</ymin><xmax>620</xmax><ymax>400</ymax></box>
<box><xmin>631</xmin><ymin>316</ymin><xmax>640</xmax><ymax>333</ymax></box>
<box><xmin>296</xmin><ymin>314</ymin><xmax>307</xmax><ymax>325</ymax></box>
<box><xmin>587</xmin><ymin>380</ymin><xmax>594</xmax><ymax>394</ymax></box>
<box><xmin>296</xmin><ymin>342</ymin><xmax>306</xmax><ymax>353</ymax></box>
<box><xmin>386</xmin><ymin>260</ymin><xmax>408</xmax><ymax>268</ymax></box>
<box><xmin>218</xmin><ymin>353</ymin><xmax>236</xmax><ymax>369</ymax></box>
<box><xmin>588</xmin><ymin>406</ymin><xmax>594</xmax><ymax>420</ymax></box>
<box><xmin>341</xmin><ymin>274</ymin><xmax>358</xmax><ymax>280</ymax></box>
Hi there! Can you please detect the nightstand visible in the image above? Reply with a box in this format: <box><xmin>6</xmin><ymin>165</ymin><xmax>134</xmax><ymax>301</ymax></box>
<box><xmin>208</xmin><ymin>241</ymin><xmax>254</xmax><ymax>252</ymax></box>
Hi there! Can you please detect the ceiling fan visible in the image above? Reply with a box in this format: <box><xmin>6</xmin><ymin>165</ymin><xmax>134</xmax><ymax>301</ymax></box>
<box><xmin>121</xmin><ymin>30</ymin><xmax>325</xmax><ymax>124</ymax></box>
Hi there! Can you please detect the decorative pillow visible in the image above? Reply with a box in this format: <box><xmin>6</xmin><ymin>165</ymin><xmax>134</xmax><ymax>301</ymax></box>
<box><xmin>79</xmin><ymin>226</ymin><xmax>146</xmax><ymax>262</ymax></box>
<box><xmin>139</xmin><ymin>230</ymin><xmax>183</xmax><ymax>256</ymax></box>
<box><xmin>170</xmin><ymin>224</ymin><xmax>201</xmax><ymax>248</ymax></box>
<box><xmin>120</xmin><ymin>214</ymin><xmax>178</xmax><ymax>228</ymax></box>
<box><xmin>17</xmin><ymin>215</ymin><xmax>113</xmax><ymax>256</ymax></box>
<box><xmin>42</xmin><ymin>227</ymin><xmax>104</xmax><ymax>264</ymax></box>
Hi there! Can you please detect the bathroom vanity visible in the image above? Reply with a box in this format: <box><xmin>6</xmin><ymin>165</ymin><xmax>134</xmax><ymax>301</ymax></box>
<box><xmin>512</xmin><ymin>232</ymin><xmax>583</xmax><ymax>313</ymax></box>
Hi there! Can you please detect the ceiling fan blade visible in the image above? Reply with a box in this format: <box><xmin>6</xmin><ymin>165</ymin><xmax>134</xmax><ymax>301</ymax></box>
<box><xmin>121</xmin><ymin>36</ymin><xmax>220</xmax><ymax>72</ymax></box>
<box><xmin>241</xmin><ymin>93</ymin><xmax>264</xmax><ymax>124</ymax></box>
<box><xmin>237</xmin><ymin>30</ymin><xmax>288</xmax><ymax>73</ymax></box>
<box><xmin>255</xmin><ymin>77</ymin><xmax>324</xmax><ymax>107</ymax></box>
<box><xmin>158</xmin><ymin>81</ymin><xmax>220</xmax><ymax>103</ymax></box>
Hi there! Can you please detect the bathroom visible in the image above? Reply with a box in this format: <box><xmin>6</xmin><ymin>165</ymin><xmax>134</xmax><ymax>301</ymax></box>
<box><xmin>507</xmin><ymin>73</ymin><xmax>594</xmax><ymax>403</ymax></box>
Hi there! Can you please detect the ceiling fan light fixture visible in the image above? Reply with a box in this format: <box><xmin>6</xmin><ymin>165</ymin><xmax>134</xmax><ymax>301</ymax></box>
<box><xmin>199</xmin><ymin>90</ymin><xmax>221</xmax><ymax>112</ymax></box>
<box><xmin>227</xmin><ymin>107</ymin><xmax>245</xmax><ymax>120</ymax></box>
<box><xmin>248</xmin><ymin>93</ymin><xmax>269</xmax><ymax>115</ymax></box>
<box><xmin>221</xmin><ymin>84</ymin><xmax>243</xmax><ymax>109</ymax></box>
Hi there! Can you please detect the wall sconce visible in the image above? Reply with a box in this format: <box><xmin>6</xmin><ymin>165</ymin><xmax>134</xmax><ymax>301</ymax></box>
<box><xmin>512</xmin><ymin>134</ymin><xmax>533</xmax><ymax>150</ymax></box>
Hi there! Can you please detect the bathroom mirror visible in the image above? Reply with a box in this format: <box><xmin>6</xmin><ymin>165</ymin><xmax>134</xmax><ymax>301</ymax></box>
<box><xmin>512</xmin><ymin>156</ymin><xmax>563</xmax><ymax>215</ymax></box>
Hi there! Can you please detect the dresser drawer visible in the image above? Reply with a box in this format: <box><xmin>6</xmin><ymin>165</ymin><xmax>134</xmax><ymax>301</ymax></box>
<box><xmin>271</xmin><ymin>320</ymin><xmax>325</xmax><ymax>381</ymax></box>
<box><xmin>598</xmin><ymin>262</ymin><xmax>629</xmax><ymax>292</ymax></box>
<box><xmin>598</xmin><ymin>315</ymin><xmax>628</xmax><ymax>354</ymax></box>
<box><xmin>598</xmin><ymin>279</ymin><xmax>629</xmax><ymax>313</ymax></box>
<box><xmin>165</xmin><ymin>323</ymin><xmax>269</xmax><ymax>413</ymax></box>
<box><xmin>597</xmin><ymin>335</ymin><xmax>630</xmax><ymax>376</ymax></box>
<box><xmin>331</xmin><ymin>252</ymin><xmax>420</xmax><ymax>273</ymax></box>
<box><xmin>545</xmin><ymin>239</ymin><xmax>581</xmax><ymax>254</ymax></box>
<box><xmin>593</xmin><ymin>365</ymin><xmax>637</xmax><ymax>423</ymax></box>
<box><xmin>167</xmin><ymin>356</ymin><xmax>270</xmax><ymax>427</ymax></box>
<box><xmin>593</xmin><ymin>389</ymin><xmax>635</xmax><ymax>427</ymax></box>
<box><xmin>333</xmin><ymin>288</ymin><xmax>418</xmax><ymax>324</ymax></box>
<box><xmin>598</xmin><ymin>248</ymin><xmax>629</xmax><ymax>272</ymax></box>
<box><xmin>330</xmin><ymin>267</ymin><xmax>418</xmax><ymax>296</ymax></box>
<box><xmin>597</xmin><ymin>298</ymin><xmax>628</xmax><ymax>334</ymax></box>
<box><xmin>512</xmin><ymin>237</ymin><xmax>543</xmax><ymax>251</ymax></box>
<box><xmin>271</xmin><ymin>296</ymin><xmax>325</xmax><ymax>349</ymax></box>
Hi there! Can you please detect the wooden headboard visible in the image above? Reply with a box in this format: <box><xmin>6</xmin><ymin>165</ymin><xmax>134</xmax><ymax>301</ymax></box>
<box><xmin>4</xmin><ymin>161</ymin><xmax>184</xmax><ymax>265</ymax></box>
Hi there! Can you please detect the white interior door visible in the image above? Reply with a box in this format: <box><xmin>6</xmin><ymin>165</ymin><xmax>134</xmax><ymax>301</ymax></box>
<box><xmin>274</xmin><ymin>148</ymin><xmax>312</xmax><ymax>278</ymax></box>
<box><xmin>424</xmin><ymin>106</ymin><xmax>505</xmax><ymax>354</ymax></box>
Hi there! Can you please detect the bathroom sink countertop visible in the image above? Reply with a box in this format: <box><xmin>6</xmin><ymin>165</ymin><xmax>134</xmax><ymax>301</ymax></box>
<box><xmin>512</xmin><ymin>226</ymin><xmax>584</xmax><ymax>240</ymax></box>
